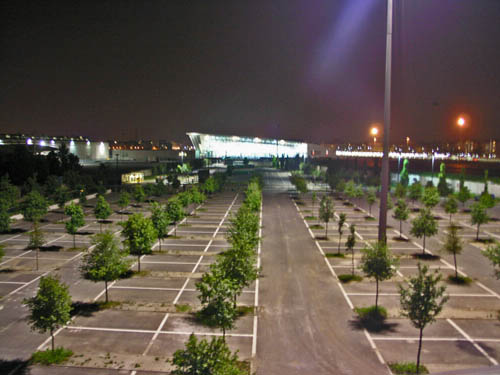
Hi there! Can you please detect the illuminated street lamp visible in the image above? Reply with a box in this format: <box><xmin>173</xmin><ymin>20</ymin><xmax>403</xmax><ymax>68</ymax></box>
<box><xmin>457</xmin><ymin>116</ymin><xmax>468</xmax><ymax>154</ymax></box>
<box><xmin>457</xmin><ymin>117</ymin><xmax>465</xmax><ymax>127</ymax></box>
<box><xmin>370</xmin><ymin>127</ymin><xmax>379</xmax><ymax>145</ymax></box>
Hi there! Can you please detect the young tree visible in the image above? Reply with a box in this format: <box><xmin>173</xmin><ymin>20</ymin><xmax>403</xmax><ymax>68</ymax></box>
<box><xmin>171</xmin><ymin>334</ymin><xmax>245</xmax><ymax>375</ymax></box>
<box><xmin>166</xmin><ymin>198</ymin><xmax>185</xmax><ymax>237</ymax></box>
<box><xmin>118</xmin><ymin>191</ymin><xmax>130</xmax><ymax>220</ymax></box>
<box><xmin>408</xmin><ymin>181</ymin><xmax>423</xmax><ymax>208</ymax></box>
<box><xmin>80</xmin><ymin>231</ymin><xmax>130</xmax><ymax>303</ymax></box>
<box><xmin>54</xmin><ymin>185</ymin><xmax>70</xmax><ymax>220</ymax></box>
<box><xmin>133</xmin><ymin>184</ymin><xmax>146</xmax><ymax>204</ymax></box>
<box><xmin>399</xmin><ymin>264</ymin><xmax>448</xmax><ymax>374</ymax></box>
<box><xmin>22</xmin><ymin>190</ymin><xmax>48</xmax><ymax>228</ymax></box>
<box><xmin>94</xmin><ymin>195</ymin><xmax>112</xmax><ymax>232</ymax></box>
<box><xmin>0</xmin><ymin>244</ymin><xmax>4</xmax><ymax>263</ymax></box>
<box><xmin>190</xmin><ymin>186</ymin><xmax>206</xmax><ymax>216</ymax></box>
<box><xmin>346</xmin><ymin>225</ymin><xmax>356</xmax><ymax>275</ymax></box>
<box><xmin>394</xmin><ymin>183</ymin><xmax>407</xmax><ymax>200</ymax></box>
<box><xmin>196</xmin><ymin>266</ymin><xmax>238</xmax><ymax>339</ymax></box>
<box><xmin>360</xmin><ymin>242</ymin><xmax>398</xmax><ymax>309</ymax></box>
<box><xmin>442</xmin><ymin>195</ymin><xmax>458</xmax><ymax>223</ymax></box>
<box><xmin>410</xmin><ymin>208</ymin><xmax>438</xmax><ymax>254</ymax></box>
<box><xmin>457</xmin><ymin>185</ymin><xmax>472</xmax><ymax>209</ymax></box>
<box><xmin>121</xmin><ymin>213</ymin><xmax>157</xmax><ymax>272</ymax></box>
<box><xmin>337</xmin><ymin>213</ymin><xmax>346</xmax><ymax>254</ymax></box>
<box><xmin>470</xmin><ymin>203</ymin><xmax>489</xmax><ymax>241</ymax></box>
<box><xmin>442</xmin><ymin>224</ymin><xmax>463</xmax><ymax>279</ymax></box>
<box><xmin>0</xmin><ymin>175</ymin><xmax>20</xmax><ymax>209</ymax></box>
<box><xmin>64</xmin><ymin>203</ymin><xmax>85</xmax><ymax>248</ymax></box>
<box><xmin>343</xmin><ymin>180</ymin><xmax>356</xmax><ymax>203</ymax></box>
<box><xmin>311</xmin><ymin>191</ymin><xmax>317</xmax><ymax>213</ymax></box>
<box><xmin>150</xmin><ymin>202</ymin><xmax>169</xmax><ymax>250</ymax></box>
<box><xmin>24</xmin><ymin>276</ymin><xmax>72</xmax><ymax>352</ymax></box>
<box><xmin>393</xmin><ymin>199</ymin><xmax>409</xmax><ymax>239</ymax></box>
<box><xmin>319</xmin><ymin>195</ymin><xmax>334</xmax><ymax>238</ymax></box>
<box><xmin>29</xmin><ymin>222</ymin><xmax>45</xmax><ymax>271</ymax></box>
<box><xmin>437</xmin><ymin>162</ymin><xmax>451</xmax><ymax>197</ymax></box>
<box><xmin>366</xmin><ymin>188</ymin><xmax>377</xmax><ymax>215</ymax></box>
<box><xmin>483</xmin><ymin>242</ymin><xmax>500</xmax><ymax>279</ymax></box>
<box><xmin>0</xmin><ymin>201</ymin><xmax>11</xmax><ymax>233</ymax></box>
<box><xmin>422</xmin><ymin>186</ymin><xmax>440</xmax><ymax>209</ymax></box>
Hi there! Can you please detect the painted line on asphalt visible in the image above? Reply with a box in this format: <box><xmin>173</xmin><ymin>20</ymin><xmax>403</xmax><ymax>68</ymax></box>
<box><xmin>447</xmin><ymin>318</ymin><xmax>499</xmax><ymax>365</ymax></box>
<box><xmin>251</xmin><ymin>200</ymin><xmax>263</xmax><ymax>358</ymax></box>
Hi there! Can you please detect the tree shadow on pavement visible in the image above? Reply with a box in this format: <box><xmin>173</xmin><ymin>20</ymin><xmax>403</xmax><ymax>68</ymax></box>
<box><xmin>0</xmin><ymin>359</ymin><xmax>30</xmax><ymax>375</ymax></box>
<box><xmin>349</xmin><ymin>316</ymin><xmax>399</xmax><ymax>333</ymax></box>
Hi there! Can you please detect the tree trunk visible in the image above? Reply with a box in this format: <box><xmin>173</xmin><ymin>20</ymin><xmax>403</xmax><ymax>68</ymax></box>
<box><xmin>369</xmin><ymin>205</ymin><xmax>372</xmax><ymax>215</ymax></box>
<box><xmin>351</xmin><ymin>249</ymin><xmax>354</xmax><ymax>276</ymax></box>
<box><xmin>137</xmin><ymin>256</ymin><xmax>141</xmax><ymax>272</ymax></box>
<box><xmin>337</xmin><ymin>235</ymin><xmax>342</xmax><ymax>254</ymax></box>
<box><xmin>73</xmin><ymin>234</ymin><xmax>76</xmax><ymax>249</ymax></box>
<box><xmin>222</xmin><ymin>326</ymin><xmax>226</xmax><ymax>341</ymax></box>
<box><xmin>175</xmin><ymin>223</ymin><xmax>177</xmax><ymax>237</ymax></box>
<box><xmin>36</xmin><ymin>248</ymin><xmax>39</xmax><ymax>271</ymax></box>
<box><xmin>159</xmin><ymin>238</ymin><xmax>162</xmax><ymax>251</ymax></box>
<box><xmin>416</xmin><ymin>327</ymin><xmax>424</xmax><ymax>374</ymax></box>
<box><xmin>477</xmin><ymin>224</ymin><xmax>480</xmax><ymax>241</ymax></box>
<box><xmin>51</xmin><ymin>329</ymin><xmax>55</xmax><ymax>352</ymax></box>
<box><xmin>453</xmin><ymin>253</ymin><xmax>458</xmax><ymax>279</ymax></box>
<box><xmin>422</xmin><ymin>234</ymin><xmax>426</xmax><ymax>254</ymax></box>
<box><xmin>375</xmin><ymin>278</ymin><xmax>379</xmax><ymax>309</ymax></box>
<box><xmin>100</xmin><ymin>222</ymin><xmax>102</xmax><ymax>233</ymax></box>
<box><xmin>105</xmin><ymin>280</ymin><xmax>108</xmax><ymax>303</ymax></box>
<box><xmin>399</xmin><ymin>220</ymin><xmax>403</xmax><ymax>239</ymax></box>
<box><xmin>450</xmin><ymin>213</ymin><xmax>452</xmax><ymax>223</ymax></box>
<box><xmin>325</xmin><ymin>223</ymin><xmax>328</xmax><ymax>239</ymax></box>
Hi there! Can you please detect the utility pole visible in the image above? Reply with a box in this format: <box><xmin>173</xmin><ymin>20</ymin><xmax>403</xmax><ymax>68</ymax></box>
<box><xmin>378</xmin><ymin>0</ymin><xmax>393</xmax><ymax>243</ymax></box>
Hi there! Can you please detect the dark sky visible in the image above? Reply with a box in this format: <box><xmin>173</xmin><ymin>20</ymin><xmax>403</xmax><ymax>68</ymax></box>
<box><xmin>1</xmin><ymin>0</ymin><xmax>499</xmax><ymax>144</ymax></box>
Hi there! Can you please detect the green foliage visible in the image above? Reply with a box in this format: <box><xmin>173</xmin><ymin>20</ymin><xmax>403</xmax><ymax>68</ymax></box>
<box><xmin>121</xmin><ymin>213</ymin><xmax>157</xmax><ymax>272</ymax></box>
<box><xmin>166</xmin><ymin>198</ymin><xmax>185</xmax><ymax>236</ymax></box>
<box><xmin>394</xmin><ymin>183</ymin><xmax>407</xmax><ymax>199</ymax></box>
<box><xmin>354</xmin><ymin>305</ymin><xmax>388</xmax><ymax>331</ymax></box>
<box><xmin>177</xmin><ymin>163</ymin><xmax>192</xmax><ymax>175</ymax></box>
<box><xmin>479</xmin><ymin>192</ymin><xmax>496</xmax><ymax>210</ymax></box>
<box><xmin>0</xmin><ymin>203</ymin><xmax>11</xmax><ymax>233</ymax></box>
<box><xmin>29</xmin><ymin>222</ymin><xmax>45</xmax><ymax>270</ymax></box>
<box><xmin>54</xmin><ymin>185</ymin><xmax>70</xmax><ymax>210</ymax></box>
<box><xmin>344</xmin><ymin>180</ymin><xmax>356</xmax><ymax>200</ymax></box>
<box><xmin>290</xmin><ymin>173</ymin><xmax>308</xmax><ymax>194</ymax></box>
<box><xmin>410</xmin><ymin>208</ymin><xmax>438</xmax><ymax>253</ymax></box>
<box><xmin>0</xmin><ymin>244</ymin><xmax>5</xmax><ymax>263</ymax></box>
<box><xmin>442</xmin><ymin>195</ymin><xmax>458</xmax><ymax>222</ymax></box>
<box><xmin>150</xmin><ymin>202</ymin><xmax>169</xmax><ymax>250</ymax></box>
<box><xmin>244</xmin><ymin>180</ymin><xmax>262</xmax><ymax>212</ymax></box>
<box><xmin>394</xmin><ymin>199</ymin><xmax>409</xmax><ymax>238</ymax></box>
<box><xmin>171</xmin><ymin>334</ymin><xmax>245</xmax><ymax>375</ymax></box>
<box><xmin>456</xmin><ymin>185</ymin><xmax>471</xmax><ymax>208</ymax></box>
<box><xmin>442</xmin><ymin>224</ymin><xmax>463</xmax><ymax>279</ymax></box>
<box><xmin>118</xmin><ymin>191</ymin><xmax>130</xmax><ymax>210</ymax></box>
<box><xmin>30</xmin><ymin>347</ymin><xmax>73</xmax><ymax>365</ymax></box>
<box><xmin>422</xmin><ymin>186</ymin><xmax>440</xmax><ymax>208</ymax></box>
<box><xmin>24</xmin><ymin>276</ymin><xmax>72</xmax><ymax>351</ymax></box>
<box><xmin>366</xmin><ymin>187</ymin><xmax>377</xmax><ymax>215</ymax></box>
<box><xmin>64</xmin><ymin>203</ymin><xmax>85</xmax><ymax>247</ymax></box>
<box><xmin>80</xmin><ymin>231</ymin><xmax>130</xmax><ymax>302</ymax></box>
<box><xmin>338</xmin><ymin>274</ymin><xmax>362</xmax><ymax>283</ymax></box>
<box><xmin>483</xmin><ymin>242</ymin><xmax>500</xmax><ymax>279</ymax></box>
<box><xmin>177</xmin><ymin>191</ymin><xmax>192</xmax><ymax>208</ymax></box>
<box><xmin>319</xmin><ymin>195</ymin><xmax>334</xmax><ymax>238</ymax></box>
<box><xmin>388</xmin><ymin>362</ymin><xmax>429</xmax><ymax>375</ymax></box>
<box><xmin>22</xmin><ymin>190</ymin><xmax>48</xmax><ymax>223</ymax></box>
<box><xmin>133</xmin><ymin>184</ymin><xmax>146</xmax><ymax>203</ymax></box>
<box><xmin>337</xmin><ymin>213</ymin><xmax>347</xmax><ymax>254</ymax></box>
<box><xmin>226</xmin><ymin>204</ymin><xmax>259</xmax><ymax>252</ymax></box>
<box><xmin>470</xmin><ymin>203</ymin><xmax>489</xmax><ymax>241</ymax></box>
<box><xmin>94</xmin><ymin>195</ymin><xmax>112</xmax><ymax>232</ymax></box>
<box><xmin>399</xmin><ymin>159</ymin><xmax>410</xmax><ymax>187</ymax></box>
<box><xmin>345</xmin><ymin>225</ymin><xmax>356</xmax><ymax>275</ymax></box>
<box><xmin>408</xmin><ymin>181</ymin><xmax>423</xmax><ymax>205</ymax></box>
<box><xmin>360</xmin><ymin>242</ymin><xmax>398</xmax><ymax>308</ymax></box>
<box><xmin>437</xmin><ymin>163</ymin><xmax>451</xmax><ymax>197</ymax></box>
<box><xmin>399</xmin><ymin>264</ymin><xmax>448</xmax><ymax>374</ymax></box>
<box><xmin>190</xmin><ymin>186</ymin><xmax>206</xmax><ymax>206</ymax></box>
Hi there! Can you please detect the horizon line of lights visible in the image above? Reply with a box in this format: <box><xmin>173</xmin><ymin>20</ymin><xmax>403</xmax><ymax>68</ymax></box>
<box><xmin>335</xmin><ymin>150</ymin><xmax>451</xmax><ymax>160</ymax></box>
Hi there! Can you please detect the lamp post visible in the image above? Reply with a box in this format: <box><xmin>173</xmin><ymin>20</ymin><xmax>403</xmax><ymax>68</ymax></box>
<box><xmin>457</xmin><ymin>116</ymin><xmax>466</xmax><ymax>154</ymax></box>
<box><xmin>378</xmin><ymin>0</ymin><xmax>393</xmax><ymax>243</ymax></box>
<box><xmin>370</xmin><ymin>127</ymin><xmax>379</xmax><ymax>148</ymax></box>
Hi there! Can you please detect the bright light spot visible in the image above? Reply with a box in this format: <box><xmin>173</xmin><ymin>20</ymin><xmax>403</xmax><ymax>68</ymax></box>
<box><xmin>39</xmin><ymin>140</ymin><xmax>45</xmax><ymax>146</ymax></box>
<box><xmin>370</xmin><ymin>127</ymin><xmax>379</xmax><ymax>136</ymax></box>
<box><xmin>27</xmin><ymin>138</ymin><xmax>33</xmax><ymax>145</ymax></box>
<box><xmin>86</xmin><ymin>140</ymin><xmax>91</xmax><ymax>146</ymax></box>
<box><xmin>253</xmin><ymin>137</ymin><xmax>261</xmax><ymax>143</ymax></box>
<box><xmin>50</xmin><ymin>139</ymin><xmax>55</xmax><ymax>145</ymax></box>
<box><xmin>457</xmin><ymin>117</ymin><xmax>465</xmax><ymax>127</ymax></box>
<box><xmin>232</xmin><ymin>136</ymin><xmax>240</xmax><ymax>141</ymax></box>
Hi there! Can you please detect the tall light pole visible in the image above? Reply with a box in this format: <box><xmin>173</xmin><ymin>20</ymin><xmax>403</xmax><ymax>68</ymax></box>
<box><xmin>378</xmin><ymin>0</ymin><xmax>393</xmax><ymax>243</ymax></box>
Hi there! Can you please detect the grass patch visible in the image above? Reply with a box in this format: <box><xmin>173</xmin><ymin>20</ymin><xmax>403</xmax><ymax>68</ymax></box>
<box><xmin>309</xmin><ymin>224</ymin><xmax>324</xmax><ymax>230</ymax></box>
<box><xmin>338</xmin><ymin>274</ymin><xmax>363</xmax><ymax>283</ymax></box>
<box><xmin>325</xmin><ymin>253</ymin><xmax>345</xmax><ymax>258</ymax></box>
<box><xmin>304</xmin><ymin>216</ymin><xmax>318</xmax><ymax>221</ymax></box>
<box><xmin>175</xmin><ymin>304</ymin><xmax>192</xmax><ymax>313</ymax></box>
<box><xmin>447</xmin><ymin>275</ymin><xmax>472</xmax><ymax>285</ymax></box>
<box><xmin>388</xmin><ymin>362</ymin><xmax>429</xmax><ymax>374</ymax></box>
<box><xmin>302</xmin><ymin>209</ymin><xmax>311</xmax><ymax>213</ymax></box>
<box><xmin>474</xmin><ymin>238</ymin><xmax>495</xmax><ymax>244</ymax></box>
<box><xmin>354</xmin><ymin>306</ymin><xmax>389</xmax><ymax>332</ymax></box>
<box><xmin>71</xmin><ymin>301</ymin><xmax>121</xmax><ymax>316</ymax></box>
<box><xmin>197</xmin><ymin>208</ymin><xmax>208</xmax><ymax>212</ymax></box>
<box><xmin>30</xmin><ymin>347</ymin><xmax>73</xmax><ymax>365</ymax></box>
<box><xmin>236</xmin><ymin>305</ymin><xmax>255</xmax><ymax>316</ymax></box>
<box><xmin>364</xmin><ymin>216</ymin><xmax>376</xmax><ymax>221</ymax></box>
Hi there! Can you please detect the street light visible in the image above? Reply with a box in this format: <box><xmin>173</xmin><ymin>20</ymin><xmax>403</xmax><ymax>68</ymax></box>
<box><xmin>370</xmin><ymin>127</ymin><xmax>379</xmax><ymax>145</ymax></box>
<box><xmin>457</xmin><ymin>115</ymin><xmax>468</xmax><ymax>154</ymax></box>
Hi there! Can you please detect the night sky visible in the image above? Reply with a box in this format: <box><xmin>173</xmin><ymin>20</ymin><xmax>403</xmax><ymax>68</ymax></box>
<box><xmin>1</xmin><ymin>0</ymin><xmax>500</xmax><ymax>144</ymax></box>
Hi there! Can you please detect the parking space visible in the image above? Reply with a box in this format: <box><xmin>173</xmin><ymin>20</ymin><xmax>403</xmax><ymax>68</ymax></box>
<box><xmin>294</xmin><ymin>189</ymin><xmax>500</xmax><ymax>373</ymax></box>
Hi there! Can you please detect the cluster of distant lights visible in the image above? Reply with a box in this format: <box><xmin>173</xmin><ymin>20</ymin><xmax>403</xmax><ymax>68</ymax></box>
<box><xmin>335</xmin><ymin>149</ymin><xmax>497</xmax><ymax>160</ymax></box>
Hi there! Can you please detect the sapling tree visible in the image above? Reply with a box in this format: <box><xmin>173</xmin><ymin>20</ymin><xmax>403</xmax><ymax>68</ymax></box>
<box><xmin>118</xmin><ymin>191</ymin><xmax>130</xmax><ymax>220</ymax></box>
<box><xmin>80</xmin><ymin>231</ymin><xmax>130</xmax><ymax>303</ymax></box>
<box><xmin>0</xmin><ymin>201</ymin><xmax>11</xmax><ymax>233</ymax></box>
<box><xmin>121</xmin><ymin>213</ymin><xmax>157</xmax><ymax>272</ymax></box>
<box><xmin>366</xmin><ymin>188</ymin><xmax>377</xmax><ymax>215</ymax></box>
<box><xmin>24</xmin><ymin>276</ymin><xmax>72</xmax><ymax>352</ymax></box>
<box><xmin>483</xmin><ymin>242</ymin><xmax>500</xmax><ymax>279</ymax></box>
<box><xmin>94</xmin><ymin>195</ymin><xmax>112</xmax><ymax>232</ymax></box>
<box><xmin>22</xmin><ymin>190</ymin><xmax>48</xmax><ymax>230</ymax></box>
<box><xmin>166</xmin><ymin>198</ymin><xmax>185</xmax><ymax>237</ymax></box>
<box><xmin>0</xmin><ymin>244</ymin><xmax>4</xmax><ymax>263</ymax></box>
<box><xmin>319</xmin><ymin>195</ymin><xmax>334</xmax><ymax>238</ymax></box>
<box><xmin>64</xmin><ymin>202</ymin><xmax>85</xmax><ymax>248</ymax></box>
<box><xmin>345</xmin><ymin>225</ymin><xmax>356</xmax><ymax>275</ymax></box>
<box><xmin>29</xmin><ymin>222</ymin><xmax>45</xmax><ymax>271</ymax></box>
<box><xmin>457</xmin><ymin>186</ymin><xmax>472</xmax><ymax>209</ymax></box>
<box><xmin>360</xmin><ymin>242</ymin><xmax>398</xmax><ymax>310</ymax></box>
<box><xmin>399</xmin><ymin>264</ymin><xmax>448</xmax><ymax>374</ymax></box>
<box><xmin>470</xmin><ymin>203</ymin><xmax>489</xmax><ymax>241</ymax></box>
<box><xmin>133</xmin><ymin>184</ymin><xmax>146</xmax><ymax>204</ymax></box>
<box><xmin>442</xmin><ymin>224</ymin><xmax>463</xmax><ymax>280</ymax></box>
<box><xmin>337</xmin><ymin>213</ymin><xmax>346</xmax><ymax>254</ymax></box>
<box><xmin>311</xmin><ymin>191</ymin><xmax>317</xmax><ymax>212</ymax></box>
<box><xmin>442</xmin><ymin>195</ymin><xmax>458</xmax><ymax>223</ymax></box>
<box><xmin>393</xmin><ymin>199</ymin><xmax>409</xmax><ymax>239</ymax></box>
<box><xmin>408</xmin><ymin>181</ymin><xmax>423</xmax><ymax>208</ymax></box>
<box><xmin>422</xmin><ymin>186</ymin><xmax>440</xmax><ymax>209</ymax></box>
<box><xmin>410</xmin><ymin>208</ymin><xmax>438</xmax><ymax>254</ymax></box>
<box><xmin>150</xmin><ymin>202</ymin><xmax>169</xmax><ymax>250</ymax></box>
<box><xmin>394</xmin><ymin>183</ymin><xmax>407</xmax><ymax>200</ymax></box>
